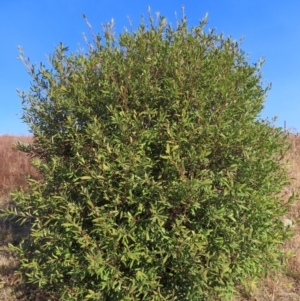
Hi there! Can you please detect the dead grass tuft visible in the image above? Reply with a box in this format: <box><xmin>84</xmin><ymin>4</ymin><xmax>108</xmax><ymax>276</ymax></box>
<box><xmin>0</xmin><ymin>135</ymin><xmax>39</xmax><ymax>196</ymax></box>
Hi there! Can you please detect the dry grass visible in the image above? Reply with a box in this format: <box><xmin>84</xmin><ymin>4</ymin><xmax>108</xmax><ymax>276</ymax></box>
<box><xmin>0</xmin><ymin>133</ymin><xmax>300</xmax><ymax>300</ymax></box>
<box><xmin>0</xmin><ymin>135</ymin><xmax>38</xmax><ymax>196</ymax></box>
<box><xmin>0</xmin><ymin>135</ymin><xmax>39</xmax><ymax>300</ymax></box>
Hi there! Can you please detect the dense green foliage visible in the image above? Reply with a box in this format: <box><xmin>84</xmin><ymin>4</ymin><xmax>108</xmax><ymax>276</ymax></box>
<box><xmin>3</xmin><ymin>10</ymin><xmax>294</xmax><ymax>300</ymax></box>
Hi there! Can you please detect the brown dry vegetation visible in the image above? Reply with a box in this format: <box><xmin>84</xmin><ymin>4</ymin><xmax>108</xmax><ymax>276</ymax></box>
<box><xmin>0</xmin><ymin>133</ymin><xmax>300</xmax><ymax>300</ymax></box>
<box><xmin>0</xmin><ymin>135</ymin><xmax>39</xmax><ymax>300</ymax></box>
<box><xmin>0</xmin><ymin>135</ymin><xmax>38</xmax><ymax>196</ymax></box>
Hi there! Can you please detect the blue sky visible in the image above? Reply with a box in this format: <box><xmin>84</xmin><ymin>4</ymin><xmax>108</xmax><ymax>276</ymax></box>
<box><xmin>1</xmin><ymin>0</ymin><xmax>299</xmax><ymax>134</ymax></box>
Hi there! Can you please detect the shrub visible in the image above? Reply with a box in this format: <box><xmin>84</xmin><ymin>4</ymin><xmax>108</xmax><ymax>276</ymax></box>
<box><xmin>2</xmin><ymin>9</ymin><xmax>295</xmax><ymax>300</ymax></box>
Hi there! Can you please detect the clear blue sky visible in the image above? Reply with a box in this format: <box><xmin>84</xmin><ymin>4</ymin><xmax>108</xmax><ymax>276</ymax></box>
<box><xmin>1</xmin><ymin>0</ymin><xmax>299</xmax><ymax>134</ymax></box>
